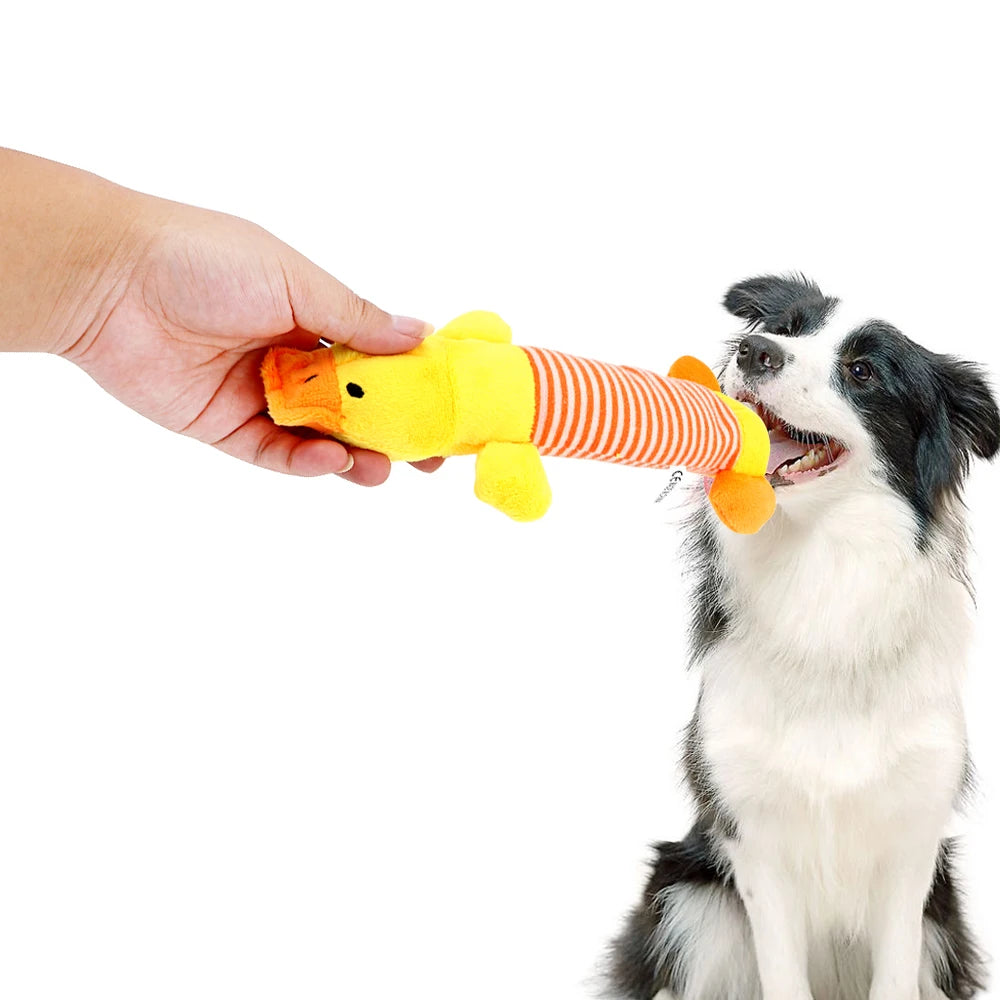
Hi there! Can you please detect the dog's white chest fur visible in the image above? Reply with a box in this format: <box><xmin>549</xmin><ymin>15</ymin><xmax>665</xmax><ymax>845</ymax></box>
<box><xmin>699</xmin><ymin>491</ymin><xmax>969</xmax><ymax>936</ymax></box>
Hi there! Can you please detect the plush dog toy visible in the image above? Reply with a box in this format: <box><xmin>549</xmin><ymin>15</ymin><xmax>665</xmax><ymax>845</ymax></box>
<box><xmin>260</xmin><ymin>311</ymin><xmax>775</xmax><ymax>532</ymax></box>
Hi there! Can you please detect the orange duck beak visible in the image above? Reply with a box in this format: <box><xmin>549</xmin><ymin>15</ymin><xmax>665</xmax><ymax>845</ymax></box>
<box><xmin>260</xmin><ymin>346</ymin><xmax>343</xmax><ymax>435</ymax></box>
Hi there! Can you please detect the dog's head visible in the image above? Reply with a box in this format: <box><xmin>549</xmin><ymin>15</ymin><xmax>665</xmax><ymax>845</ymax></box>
<box><xmin>720</xmin><ymin>274</ymin><xmax>1000</xmax><ymax>536</ymax></box>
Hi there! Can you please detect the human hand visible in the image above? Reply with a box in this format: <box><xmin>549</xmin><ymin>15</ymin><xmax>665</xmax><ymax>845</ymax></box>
<box><xmin>53</xmin><ymin>198</ymin><xmax>440</xmax><ymax>484</ymax></box>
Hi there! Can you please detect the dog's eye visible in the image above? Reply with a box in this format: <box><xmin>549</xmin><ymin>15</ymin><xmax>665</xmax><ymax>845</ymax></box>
<box><xmin>849</xmin><ymin>361</ymin><xmax>873</xmax><ymax>382</ymax></box>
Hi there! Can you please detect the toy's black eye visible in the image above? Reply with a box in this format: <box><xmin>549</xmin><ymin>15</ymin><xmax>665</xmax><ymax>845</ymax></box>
<box><xmin>849</xmin><ymin>360</ymin><xmax>873</xmax><ymax>382</ymax></box>
<box><xmin>346</xmin><ymin>382</ymin><xmax>364</xmax><ymax>398</ymax></box>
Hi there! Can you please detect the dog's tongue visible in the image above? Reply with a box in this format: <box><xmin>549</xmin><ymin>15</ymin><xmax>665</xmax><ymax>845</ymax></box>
<box><xmin>766</xmin><ymin>428</ymin><xmax>807</xmax><ymax>474</ymax></box>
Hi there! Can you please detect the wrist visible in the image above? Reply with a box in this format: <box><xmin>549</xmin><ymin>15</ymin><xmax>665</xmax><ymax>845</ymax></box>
<box><xmin>46</xmin><ymin>171</ymin><xmax>163</xmax><ymax>360</ymax></box>
<box><xmin>0</xmin><ymin>149</ymin><xmax>159</xmax><ymax>355</ymax></box>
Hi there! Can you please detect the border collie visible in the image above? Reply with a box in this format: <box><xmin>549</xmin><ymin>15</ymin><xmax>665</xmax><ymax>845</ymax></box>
<box><xmin>605</xmin><ymin>275</ymin><xmax>999</xmax><ymax>1000</ymax></box>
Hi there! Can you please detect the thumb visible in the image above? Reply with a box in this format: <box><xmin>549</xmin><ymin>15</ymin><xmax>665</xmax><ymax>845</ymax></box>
<box><xmin>279</xmin><ymin>245</ymin><xmax>432</xmax><ymax>353</ymax></box>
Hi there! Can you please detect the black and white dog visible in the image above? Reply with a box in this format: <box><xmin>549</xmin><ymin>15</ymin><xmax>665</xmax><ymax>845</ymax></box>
<box><xmin>606</xmin><ymin>275</ymin><xmax>999</xmax><ymax>1000</ymax></box>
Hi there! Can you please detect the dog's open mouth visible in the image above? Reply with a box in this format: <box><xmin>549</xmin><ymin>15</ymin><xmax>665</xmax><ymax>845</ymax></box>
<box><xmin>736</xmin><ymin>391</ymin><xmax>849</xmax><ymax>486</ymax></box>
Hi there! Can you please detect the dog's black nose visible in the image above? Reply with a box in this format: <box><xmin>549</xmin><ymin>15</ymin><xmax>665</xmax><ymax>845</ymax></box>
<box><xmin>737</xmin><ymin>335</ymin><xmax>786</xmax><ymax>380</ymax></box>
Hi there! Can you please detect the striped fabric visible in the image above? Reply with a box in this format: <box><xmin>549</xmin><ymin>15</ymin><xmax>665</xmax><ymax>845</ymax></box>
<box><xmin>521</xmin><ymin>346</ymin><xmax>742</xmax><ymax>474</ymax></box>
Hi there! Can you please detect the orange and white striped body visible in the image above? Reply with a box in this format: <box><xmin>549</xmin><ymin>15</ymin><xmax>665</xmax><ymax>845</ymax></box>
<box><xmin>522</xmin><ymin>346</ymin><xmax>743</xmax><ymax>474</ymax></box>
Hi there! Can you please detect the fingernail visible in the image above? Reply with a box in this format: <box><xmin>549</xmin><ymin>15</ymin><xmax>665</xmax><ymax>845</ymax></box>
<box><xmin>337</xmin><ymin>453</ymin><xmax>355</xmax><ymax>474</ymax></box>
<box><xmin>391</xmin><ymin>315</ymin><xmax>434</xmax><ymax>339</ymax></box>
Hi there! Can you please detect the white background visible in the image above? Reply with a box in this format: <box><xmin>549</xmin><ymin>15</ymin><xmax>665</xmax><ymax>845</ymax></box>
<box><xmin>2</xmin><ymin>2</ymin><xmax>998</xmax><ymax>998</ymax></box>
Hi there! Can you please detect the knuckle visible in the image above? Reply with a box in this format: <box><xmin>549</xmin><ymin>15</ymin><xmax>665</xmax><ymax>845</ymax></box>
<box><xmin>284</xmin><ymin>439</ymin><xmax>302</xmax><ymax>476</ymax></box>
<box><xmin>252</xmin><ymin>426</ymin><xmax>282</xmax><ymax>471</ymax></box>
<box><xmin>343</xmin><ymin>293</ymin><xmax>377</xmax><ymax>330</ymax></box>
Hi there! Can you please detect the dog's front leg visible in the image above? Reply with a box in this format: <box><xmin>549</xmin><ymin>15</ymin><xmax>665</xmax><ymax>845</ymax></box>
<box><xmin>867</xmin><ymin>840</ymin><xmax>939</xmax><ymax>1000</ymax></box>
<box><xmin>729</xmin><ymin>848</ymin><xmax>813</xmax><ymax>1000</ymax></box>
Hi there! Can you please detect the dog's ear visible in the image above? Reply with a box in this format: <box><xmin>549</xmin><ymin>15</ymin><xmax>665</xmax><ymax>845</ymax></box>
<box><xmin>723</xmin><ymin>274</ymin><xmax>829</xmax><ymax>329</ymax></box>
<box><xmin>916</xmin><ymin>358</ymin><xmax>1000</xmax><ymax>511</ymax></box>
<box><xmin>941</xmin><ymin>359</ymin><xmax>1000</xmax><ymax>461</ymax></box>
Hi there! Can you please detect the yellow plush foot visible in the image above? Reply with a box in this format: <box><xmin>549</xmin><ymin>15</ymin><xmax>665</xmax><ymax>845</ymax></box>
<box><xmin>474</xmin><ymin>442</ymin><xmax>552</xmax><ymax>521</ymax></box>
<box><xmin>708</xmin><ymin>470</ymin><xmax>776</xmax><ymax>534</ymax></box>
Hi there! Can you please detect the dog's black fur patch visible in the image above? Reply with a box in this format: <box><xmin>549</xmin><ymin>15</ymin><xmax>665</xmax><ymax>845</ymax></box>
<box><xmin>924</xmin><ymin>839</ymin><xmax>987</xmax><ymax>998</ymax></box>
<box><xmin>838</xmin><ymin>322</ymin><xmax>1000</xmax><ymax>540</ymax></box>
<box><xmin>681</xmin><ymin>713</ymin><xmax>738</xmax><ymax>841</ymax></box>
<box><xmin>723</xmin><ymin>273</ymin><xmax>839</xmax><ymax>337</ymax></box>
<box><xmin>606</xmin><ymin>823</ymin><xmax>738</xmax><ymax>1000</ymax></box>
<box><xmin>684</xmin><ymin>505</ymin><xmax>731</xmax><ymax>666</ymax></box>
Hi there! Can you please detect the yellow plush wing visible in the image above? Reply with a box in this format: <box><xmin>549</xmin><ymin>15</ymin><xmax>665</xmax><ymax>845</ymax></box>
<box><xmin>436</xmin><ymin>310</ymin><xmax>513</xmax><ymax>343</ymax></box>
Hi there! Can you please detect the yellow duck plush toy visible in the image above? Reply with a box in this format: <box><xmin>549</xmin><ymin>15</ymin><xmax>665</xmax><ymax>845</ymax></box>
<box><xmin>260</xmin><ymin>311</ymin><xmax>775</xmax><ymax>533</ymax></box>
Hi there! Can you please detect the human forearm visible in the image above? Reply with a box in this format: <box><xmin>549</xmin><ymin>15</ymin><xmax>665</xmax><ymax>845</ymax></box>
<box><xmin>0</xmin><ymin>148</ymin><xmax>148</xmax><ymax>354</ymax></box>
